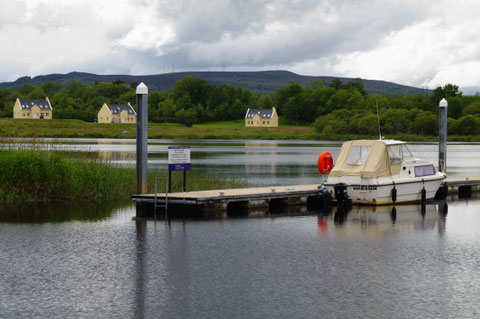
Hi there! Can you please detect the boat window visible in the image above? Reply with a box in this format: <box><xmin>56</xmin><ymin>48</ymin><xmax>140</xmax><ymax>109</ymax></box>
<box><xmin>346</xmin><ymin>145</ymin><xmax>371</xmax><ymax>165</ymax></box>
<box><xmin>388</xmin><ymin>145</ymin><xmax>403</xmax><ymax>165</ymax></box>
<box><xmin>414</xmin><ymin>165</ymin><xmax>436</xmax><ymax>177</ymax></box>
<box><xmin>402</xmin><ymin>145</ymin><xmax>414</xmax><ymax>158</ymax></box>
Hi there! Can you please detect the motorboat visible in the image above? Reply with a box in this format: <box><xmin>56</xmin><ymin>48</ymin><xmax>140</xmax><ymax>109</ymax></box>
<box><xmin>323</xmin><ymin>139</ymin><xmax>446</xmax><ymax>205</ymax></box>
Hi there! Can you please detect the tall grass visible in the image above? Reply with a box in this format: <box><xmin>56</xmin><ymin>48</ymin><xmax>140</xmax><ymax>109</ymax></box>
<box><xmin>0</xmin><ymin>148</ymin><xmax>136</xmax><ymax>202</ymax></box>
<box><xmin>0</xmin><ymin>147</ymin><xmax>247</xmax><ymax>204</ymax></box>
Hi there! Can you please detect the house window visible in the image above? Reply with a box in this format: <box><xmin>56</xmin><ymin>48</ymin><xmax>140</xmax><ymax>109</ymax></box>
<box><xmin>23</xmin><ymin>113</ymin><xmax>26</xmax><ymax>116</ymax></box>
<box><xmin>263</xmin><ymin>121</ymin><xmax>265</xmax><ymax>124</ymax></box>
<box><xmin>46</xmin><ymin>113</ymin><xmax>49</xmax><ymax>117</ymax></box>
<box><xmin>267</xmin><ymin>121</ymin><xmax>270</xmax><ymax>124</ymax></box>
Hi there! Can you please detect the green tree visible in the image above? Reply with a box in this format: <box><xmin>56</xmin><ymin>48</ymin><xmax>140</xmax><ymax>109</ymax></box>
<box><xmin>257</xmin><ymin>94</ymin><xmax>273</xmax><ymax>109</ymax></box>
<box><xmin>175</xmin><ymin>108</ymin><xmax>197</xmax><ymax>127</ymax></box>
<box><xmin>308</xmin><ymin>79</ymin><xmax>327</xmax><ymax>89</ymax></box>
<box><xmin>172</xmin><ymin>76</ymin><xmax>210</xmax><ymax>106</ymax></box>
<box><xmin>432</xmin><ymin>83</ymin><xmax>461</xmax><ymax>104</ymax></box>
<box><xmin>446</xmin><ymin>96</ymin><xmax>463</xmax><ymax>119</ymax></box>
<box><xmin>41</xmin><ymin>81</ymin><xmax>62</xmax><ymax>97</ymax></box>
<box><xmin>462</xmin><ymin>101</ymin><xmax>480</xmax><ymax>116</ymax></box>
<box><xmin>413</xmin><ymin>112</ymin><xmax>437</xmax><ymax>135</ymax></box>
<box><xmin>27</xmin><ymin>87</ymin><xmax>47</xmax><ymax>99</ymax></box>
<box><xmin>157</xmin><ymin>99</ymin><xmax>177</xmax><ymax>123</ymax></box>
<box><xmin>357</xmin><ymin>114</ymin><xmax>379</xmax><ymax>135</ymax></box>
<box><xmin>329</xmin><ymin>78</ymin><xmax>343</xmax><ymax>90</ymax></box>
<box><xmin>457</xmin><ymin>115</ymin><xmax>478</xmax><ymax>135</ymax></box>
<box><xmin>17</xmin><ymin>82</ymin><xmax>35</xmax><ymax>97</ymax></box>
<box><xmin>273</xmin><ymin>82</ymin><xmax>303</xmax><ymax>114</ymax></box>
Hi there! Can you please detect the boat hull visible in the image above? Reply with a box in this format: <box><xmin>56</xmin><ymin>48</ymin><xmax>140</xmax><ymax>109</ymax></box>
<box><xmin>324</xmin><ymin>176</ymin><xmax>444</xmax><ymax>205</ymax></box>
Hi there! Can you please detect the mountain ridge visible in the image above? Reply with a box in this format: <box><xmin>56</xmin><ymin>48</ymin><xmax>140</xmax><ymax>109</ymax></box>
<box><xmin>0</xmin><ymin>70</ymin><xmax>427</xmax><ymax>95</ymax></box>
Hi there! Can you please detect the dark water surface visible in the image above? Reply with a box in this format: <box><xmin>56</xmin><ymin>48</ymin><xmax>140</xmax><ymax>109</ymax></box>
<box><xmin>2</xmin><ymin>139</ymin><xmax>480</xmax><ymax>318</ymax></box>
<box><xmin>2</xmin><ymin>200</ymin><xmax>480</xmax><ymax>318</ymax></box>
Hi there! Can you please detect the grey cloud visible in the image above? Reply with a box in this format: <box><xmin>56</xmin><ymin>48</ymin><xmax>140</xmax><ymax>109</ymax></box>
<box><xmin>143</xmin><ymin>0</ymin><xmax>430</xmax><ymax>69</ymax></box>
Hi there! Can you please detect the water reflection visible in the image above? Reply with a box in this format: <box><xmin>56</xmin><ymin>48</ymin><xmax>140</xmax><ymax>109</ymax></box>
<box><xmin>317</xmin><ymin>202</ymin><xmax>450</xmax><ymax>238</ymax></box>
<box><xmin>0</xmin><ymin>201</ymin><xmax>132</xmax><ymax>223</ymax></box>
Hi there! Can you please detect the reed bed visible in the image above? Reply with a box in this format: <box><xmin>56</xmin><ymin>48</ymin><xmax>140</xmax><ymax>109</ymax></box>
<box><xmin>0</xmin><ymin>147</ymin><xmax>246</xmax><ymax>204</ymax></box>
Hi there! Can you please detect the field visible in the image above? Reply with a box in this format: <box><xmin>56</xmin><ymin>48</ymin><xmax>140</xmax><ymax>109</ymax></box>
<box><xmin>1</xmin><ymin>118</ymin><xmax>478</xmax><ymax>141</ymax></box>
<box><xmin>0</xmin><ymin>118</ymin><xmax>319</xmax><ymax>140</ymax></box>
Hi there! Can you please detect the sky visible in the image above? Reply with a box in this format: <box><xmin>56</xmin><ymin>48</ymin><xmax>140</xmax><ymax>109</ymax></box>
<box><xmin>2</xmin><ymin>0</ymin><xmax>480</xmax><ymax>92</ymax></box>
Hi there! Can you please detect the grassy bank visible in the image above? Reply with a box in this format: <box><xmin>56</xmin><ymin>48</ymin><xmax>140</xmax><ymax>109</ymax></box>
<box><xmin>0</xmin><ymin>118</ymin><xmax>318</xmax><ymax>140</ymax></box>
<box><xmin>2</xmin><ymin>118</ymin><xmax>480</xmax><ymax>141</ymax></box>
<box><xmin>0</xmin><ymin>148</ymin><xmax>246</xmax><ymax>204</ymax></box>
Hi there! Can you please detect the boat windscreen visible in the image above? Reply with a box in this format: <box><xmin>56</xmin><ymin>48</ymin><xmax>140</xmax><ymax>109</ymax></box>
<box><xmin>388</xmin><ymin>145</ymin><xmax>403</xmax><ymax>164</ymax></box>
<box><xmin>346</xmin><ymin>145</ymin><xmax>371</xmax><ymax>165</ymax></box>
<box><xmin>402</xmin><ymin>144</ymin><xmax>414</xmax><ymax>158</ymax></box>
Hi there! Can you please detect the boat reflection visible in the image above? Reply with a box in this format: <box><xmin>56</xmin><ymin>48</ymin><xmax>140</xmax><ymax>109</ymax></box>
<box><xmin>317</xmin><ymin>201</ymin><xmax>449</xmax><ymax>237</ymax></box>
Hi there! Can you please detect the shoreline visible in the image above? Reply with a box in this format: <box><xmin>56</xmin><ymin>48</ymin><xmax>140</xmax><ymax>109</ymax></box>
<box><xmin>2</xmin><ymin>118</ymin><xmax>480</xmax><ymax>142</ymax></box>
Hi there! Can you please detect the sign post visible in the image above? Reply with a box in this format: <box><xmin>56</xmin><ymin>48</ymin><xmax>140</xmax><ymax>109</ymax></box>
<box><xmin>168</xmin><ymin>146</ymin><xmax>191</xmax><ymax>192</ymax></box>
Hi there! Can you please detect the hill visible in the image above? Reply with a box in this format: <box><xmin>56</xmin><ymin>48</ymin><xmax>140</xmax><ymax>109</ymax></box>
<box><xmin>0</xmin><ymin>70</ymin><xmax>426</xmax><ymax>95</ymax></box>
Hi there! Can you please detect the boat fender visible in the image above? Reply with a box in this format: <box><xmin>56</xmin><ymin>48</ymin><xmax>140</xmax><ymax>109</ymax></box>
<box><xmin>318</xmin><ymin>152</ymin><xmax>334</xmax><ymax>175</ymax></box>
<box><xmin>391</xmin><ymin>185</ymin><xmax>397</xmax><ymax>203</ymax></box>
<box><xmin>318</xmin><ymin>187</ymin><xmax>329</xmax><ymax>199</ymax></box>
<box><xmin>421</xmin><ymin>178</ymin><xmax>426</xmax><ymax>203</ymax></box>
<box><xmin>421</xmin><ymin>187</ymin><xmax>426</xmax><ymax>203</ymax></box>
<box><xmin>334</xmin><ymin>183</ymin><xmax>348</xmax><ymax>201</ymax></box>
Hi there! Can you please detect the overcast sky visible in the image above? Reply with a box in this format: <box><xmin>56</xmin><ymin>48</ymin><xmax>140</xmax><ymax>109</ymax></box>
<box><xmin>2</xmin><ymin>0</ymin><xmax>480</xmax><ymax>91</ymax></box>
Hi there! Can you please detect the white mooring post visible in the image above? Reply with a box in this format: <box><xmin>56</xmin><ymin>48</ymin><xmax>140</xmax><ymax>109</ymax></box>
<box><xmin>136</xmin><ymin>82</ymin><xmax>148</xmax><ymax>194</ymax></box>
<box><xmin>439</xmin><ymin>98</ymin><xmax>448</xmax><ymax>173</ymax></box>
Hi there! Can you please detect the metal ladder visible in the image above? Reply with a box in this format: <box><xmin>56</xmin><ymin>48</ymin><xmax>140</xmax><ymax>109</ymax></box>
<box><xmin>154</xmin><ymin>177</ymin><xmax>169</xmax><ymax>220</ymax></box>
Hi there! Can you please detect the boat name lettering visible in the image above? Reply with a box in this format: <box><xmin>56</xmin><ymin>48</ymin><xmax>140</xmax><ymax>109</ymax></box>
<box><xmin>353</xmin><ymin>185</ymin><xmax>377</xmax><ymax>191</ymax></box>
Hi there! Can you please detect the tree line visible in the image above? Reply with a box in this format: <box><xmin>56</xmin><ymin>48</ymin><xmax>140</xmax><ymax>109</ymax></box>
<box><xmin>0</xmin><ymin>77</ymin><xmax>256</xmax><ymax>126</ymax></box>
<box><xmin>1</xmin><ymin>76</ymin><xmax>480</xmax><ymax>135</ymax></box>
<box><xmin>275</xmin><ymin>80</ymin><xmax>480</xmax><ymax>136</ymax></box>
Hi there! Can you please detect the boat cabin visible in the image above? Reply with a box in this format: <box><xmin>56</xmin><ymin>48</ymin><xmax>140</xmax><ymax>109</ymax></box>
<box><xmin>330</xmin><ymin>139</ymin><xmax>436</xmax><ymax>179</ymax></box>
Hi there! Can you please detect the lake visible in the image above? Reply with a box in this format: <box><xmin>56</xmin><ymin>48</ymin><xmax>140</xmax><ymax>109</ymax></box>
<box><xmin>1</xmin><ymin>139</ymin><xmax>480</xmax><ymax>318</ymax></box>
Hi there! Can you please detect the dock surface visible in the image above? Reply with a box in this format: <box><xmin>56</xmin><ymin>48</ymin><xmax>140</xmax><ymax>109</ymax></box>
<box><xmin>132</xmin><ymin>176</ymin><xmax>480</xmax><ymax>216</ymax></box>
<box><xmin>132</xmin><ymin>184</ymin><xmax>323</xmax><ymax>205</ymax></box>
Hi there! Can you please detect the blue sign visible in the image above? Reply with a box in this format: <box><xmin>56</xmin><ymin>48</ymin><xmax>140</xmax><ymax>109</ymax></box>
<box><xmin>168</xmin><ymin>146</ymin><xmax>191</xmax><ymax>171</ymax></box>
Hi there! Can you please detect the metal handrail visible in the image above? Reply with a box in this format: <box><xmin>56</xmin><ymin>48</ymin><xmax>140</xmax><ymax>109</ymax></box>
<box><xmin>154</xmin><ymin>177</ymin><xmax>169</xmax><ymax>220</ymax></box>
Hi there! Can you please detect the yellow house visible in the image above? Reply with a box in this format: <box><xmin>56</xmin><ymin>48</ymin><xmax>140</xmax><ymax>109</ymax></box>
<box><xmin>98</xmin><ymin>102</ymin><xmax>136</xmax><ymax>123</ymax></box>
<box><xmin>13</xmin><ymin>97</ymin><xmax>53</xmax><ymax>119</ymax></box>
<box><xmin>245</xmin><ymin>107</ymin><xmax>278</xmax><ymax>127</ymax></box>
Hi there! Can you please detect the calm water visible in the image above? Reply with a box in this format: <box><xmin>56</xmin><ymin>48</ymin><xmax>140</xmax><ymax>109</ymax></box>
<box><xmin>2</xmin><ymin>139</ymin><xmax>480</xmax><ymax>318</ymax></box>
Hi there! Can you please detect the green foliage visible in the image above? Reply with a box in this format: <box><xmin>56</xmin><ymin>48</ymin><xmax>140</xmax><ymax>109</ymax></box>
<box><xmin>41</xmin><ymin>81</ymin><xmax>62</xmax><ymax>97</ymax></box>
<box><xmin>462</xmin><ymin>101</ymin><xmax>480</xmax><ymax>116</ymax></box>
<box><xmin>17</xmin><ymin>83</ymin><xmax>35</xmax><ymax>96</ymax></box>
<box><xmin>4</xmin><ymin>76</ymin><xmax>480</xmax><ymax>136</ymax></box>
<box><xmin>413</xmin><ymin>112</ymin><xmax>437</xmax><ymax>135</ymax></box>
<box><xmin>0</xmin><ymin>147</ymin><xmax>247</xmax><ymax>204</ymax></box>
<box><xmin>457</xmin><ymin>115</ymin><xmax>479</xmax><ymax>135</ymax></box>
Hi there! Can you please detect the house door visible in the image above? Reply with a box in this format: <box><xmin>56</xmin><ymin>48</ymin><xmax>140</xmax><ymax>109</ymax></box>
<box><xmin>254</xmin><ymin>121</ymin><xmax>258</xmax><ymax>126</ymax></box>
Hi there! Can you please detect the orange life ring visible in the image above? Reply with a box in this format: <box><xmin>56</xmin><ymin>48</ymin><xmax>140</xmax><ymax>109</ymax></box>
<box><xmin>318</xmin><ymin>152</ymin><xmax>333</xmax><ymax>174</ymax></box>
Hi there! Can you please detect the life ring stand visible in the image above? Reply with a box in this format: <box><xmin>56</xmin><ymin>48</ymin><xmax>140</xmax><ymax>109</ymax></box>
<box><xmin>318</xmin><ymin>152</ymin><xmax>334</xmax><ymax>174</ymax></box>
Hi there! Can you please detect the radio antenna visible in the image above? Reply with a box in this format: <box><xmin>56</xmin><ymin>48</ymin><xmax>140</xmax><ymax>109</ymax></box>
<box><xmin>376</xmin><ymin>97</ymin><xmax>382</xmax><ymax>140</ymax></box>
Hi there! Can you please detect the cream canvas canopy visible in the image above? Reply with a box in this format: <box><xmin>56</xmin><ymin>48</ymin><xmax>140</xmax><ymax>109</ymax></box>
<box><xmin>329</xmin><ymin>140</ymin><xmax>404</xmax><ymax>178</ymax></box>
